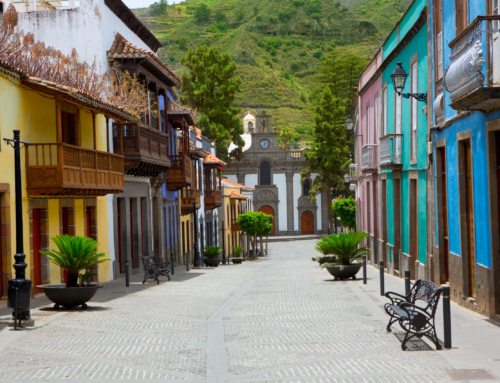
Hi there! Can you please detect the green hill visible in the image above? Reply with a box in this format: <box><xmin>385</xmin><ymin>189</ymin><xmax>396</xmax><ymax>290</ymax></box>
<box><xmin>133</xmin><ymin>0</ymin><xmax>411</xmax><ymax>146</ymax></box>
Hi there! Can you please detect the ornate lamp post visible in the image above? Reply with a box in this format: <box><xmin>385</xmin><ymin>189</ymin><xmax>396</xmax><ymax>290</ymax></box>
<box><xmin>3</xmin><ymin>130</ymin><xmax>32</xmax><ymax>325</ymax></box>
<box><xmin>333</xmin><ymin>206</ymin><xmax>338</xmax><ymax>235</ymax></box>
<box><xmin>345</xmin><ymin>116</ymin><xmax>354</xmax><ymax>131</ymax></box>
<box><xmin>192</xmin><ymin>200</ymin><xmax>201</xmax><ymax>268</ymax></box>
<box><xmin>221</xmin><ymin>220</ymin><xmax>226</xmax><ymax>264</ymax></box>
<box><xmin>391</xmin><ymin>62</ymin><xmax>427</xmax><ymax>102</ymax></box>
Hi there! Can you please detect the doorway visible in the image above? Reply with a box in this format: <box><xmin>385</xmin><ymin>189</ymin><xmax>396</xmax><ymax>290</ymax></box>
<box><xmin>301</xmin><ymin>211</ymin><xmax>314</xmax><ymax>234</ymax></box>
<box><xmin>32</xmin><ymin>209</ymin><xmax>42</xmax><ymax>294</ymax></box>
<box><xmin>463</xmin><ymin>141</ymin><xmax>476</xmax><ymax>298</ymax></box>
<box><xmin>117</xmin><ymin>199</ymin><xmax>124</xmax><ymax>274</ymax></box>
<box><xmin>393</xmin><ymin>177</ymin><xmax>401</xmax><ymax>271</ymax></box>
<box><xmin>410</xmin><ymin>179</ymin><xmax>418</xmax><ymax>262</ymax></box>
<box><xmin>258</xmin><ymin>205</ymin><xmax>275</xmax><ymax>235</ymax></box>
<box><xmin>438</xmin><ymin>147</ymin><xmax>450</xmax><ymax>282</ymax></box>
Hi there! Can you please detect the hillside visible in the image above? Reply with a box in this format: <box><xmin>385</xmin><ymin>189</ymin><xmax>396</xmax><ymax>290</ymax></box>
<box><xmin>134</xmin><ymin>0</ymin><xmax>411</xmax><ymax>147</ymax></box>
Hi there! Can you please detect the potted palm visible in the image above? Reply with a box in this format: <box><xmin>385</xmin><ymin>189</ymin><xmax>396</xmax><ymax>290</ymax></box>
<box><xmin>230</xmin><ymin>246</ymin><xmax>244</xmax><ymax>264</ymax></box>
<box><xmin>317</xmin><ymin>232</ymin><xmax>370</xmax><ymax>280</ymax></box>
<box><xmin>38</xmin><ymin>235</ymin><xmax>109</xmax><ymax>309</ymax></box>
<box><xmin>203</xmin><ymin>246</ymin><xmax>222</xmax><ymax>267</ymax></box>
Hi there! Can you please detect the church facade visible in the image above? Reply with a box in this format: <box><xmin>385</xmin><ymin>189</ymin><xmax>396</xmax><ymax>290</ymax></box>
<box><xmin>225</xmin><ymin>112</ymin><xmax>329</xmax><ymax>236</ymax></box>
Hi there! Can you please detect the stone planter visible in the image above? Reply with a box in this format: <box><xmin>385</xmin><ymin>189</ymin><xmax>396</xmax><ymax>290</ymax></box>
<box><xmin>317</xmin><ymin>256</ymin><xmax>336</xmax><ymax>265</ymax></box>
<box><xmin>37</xmin><ymin>284</ymin><xmax>103</xmax><ymax>309</ymax></box>
<box><xmin>204</xmin><ymin>258</ymin><xmax>222</xmax><ymax>267</ymax></box>
<box><xmin>324</xmin><ymin>264</ymin><xmax>362</xmax><ymax>280</ymax></box>
<box><xmin>231</xmin><ymin>258</ymin><xmax>243</xmax><ymax>264</ymax></box>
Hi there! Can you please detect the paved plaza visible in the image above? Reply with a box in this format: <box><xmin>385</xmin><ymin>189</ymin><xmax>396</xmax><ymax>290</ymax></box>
<box><xmin>1</xmin><ymin>240</ymin><xmax>500</xmax><ymax>382</ymax></box>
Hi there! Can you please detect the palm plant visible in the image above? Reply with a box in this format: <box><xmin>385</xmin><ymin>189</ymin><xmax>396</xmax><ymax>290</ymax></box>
<box><xmin>203</xmin><ymin>246</ymin><xmax>222</xmax><ymax>259</ymax></box>
<box><xmin>231</xmin><ymin>246</ymin><xmax>244</xmax><ymax>258</ymax></box>
<box><xmin>316</xmin><ymin>232</ymin><xmax>370</xmax><ymax>267</ymax></box>
<box><xmin>40</xmin><ymin>235</ymin><xmax>109</xmax><ymax>287</ymax></box>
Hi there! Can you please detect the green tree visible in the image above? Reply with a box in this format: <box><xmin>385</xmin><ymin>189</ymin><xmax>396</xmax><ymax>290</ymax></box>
<box><xmin>194</xmin><ymin>3</ymin><xmax>211</xmax><ymax>22</ymax></box>
<box><xmin>301</xmin><ymin>86</ymin><xmax>349</xmax><ymax>227</ymax></box>
<box><xmin>150</xmin><ymin>0</ymin><xmax>168</xmax><ymax>16</ymax></box>
<box><xmin>180</xmin><ymin>45</ymin><xmax>244</xmax><ymax>159</ymax></box>
<box><xmin>178</xmin><ymin>37</ymin><xmax>188</xmax><ymax>50</ymax></box>
<box><xmin>236</xmin><ymin>7</ymin><xmax>245</xmax><ymax>21</ymax></box>
<box><xmin>214</xmin><ymin>10</ymin><xmax>226</xmax><ymax>23</ymax></box>
<box><xmin>332</xmin><ymin>197</ymin><xmax>356</xmax><ymax>229</ymax></box>
<box><xmin>278</xmin><ymin>127</ymin><xmax>293</xmax><ymax>149</ymax></box>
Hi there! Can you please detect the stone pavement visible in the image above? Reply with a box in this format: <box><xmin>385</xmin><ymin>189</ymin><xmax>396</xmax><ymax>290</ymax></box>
<box><xmin>1</xmin><ymin>240</ymin><xmax>500</xmax><ymax>382</ymax></box>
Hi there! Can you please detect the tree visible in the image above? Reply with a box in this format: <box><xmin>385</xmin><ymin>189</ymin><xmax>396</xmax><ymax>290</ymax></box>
<box><xmin>214</xmin><ymin>10</ymin><xmax>226</xmax><ymax>23</ymax></box>
<box><xmin>180</xmin><ymin>45</ymin><xmax>244</xmax><ymax>159</ymax></box>
<box><xmin>255</xmin><ymin>212</ymin><xmax>273</xmax><ymax>256</ymax></box>
<box><xmin>332</xmin><ymin>197</ymin><xmax>356</xmax><ymax>230</ymax></box>
<box><xmin>150</xmin><ymin>0</ymin><xmax>168</xmax><ymax>16</ymax></box>
<box><xmin>236</xmin><ymin>7</ymin><xmax>245</xmax><ymax>22</ymax></box>
<box><xmin>301</xmin><ymin>85</ymin><xmax>350</xmax><ymax>227</ymax></box>
<box><xmin>194</xmin><ymin>3</ymin><xmax>211</xmax><ymax>22</ymax></box>
<box><xmin>278</xmin><ymin>127</ymin><xmax>293</xmax><ymax>149</ymax></box>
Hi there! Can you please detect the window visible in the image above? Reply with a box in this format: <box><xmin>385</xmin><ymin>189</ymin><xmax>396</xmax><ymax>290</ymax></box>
<box><xmin>455</xmin><ymin>0</ymin><xmax>469</xmax><ymax>35</ymax></box>
<box><xmin>61</xmin><ymin>102</ymin><xmax>77</xmax><ymax>146</ymax></box>
<box><xmin>395</xmin><ymin>91</ymin><xmax>402</xmax><ymax>135</ymax></box>
<box><xmin>366</xmin><ymin>104</ymin><xmax>370</xmax><ymax>145</ymax></box>
<box><xmin>260</xmin><ymin>162</ymin><xmax>271</xmax><ymax>185</ymax></box>
<box><xmin>493</xmin><ymin>0</ymin><xmax>499</xmax><ymax>31</ymax></box>
<box><xmin>411</xmin><ymin>61</ymin><xmax>418</xmax><ymax>161</ymax></box>
<box><xmin>0</xmin><ymin>2</ymin><xmax>4</xmax><ymax>13</ymax></box>
<box><xmin>303</xmin><ymin>179</ymin><xmax>311</xmax><ymax>196</ymax></box>
<box><xmin>433</xmin><ymin>0</ymin><xmax>444</xmax><ymax>80</ymax></box>
<box><xmin>374</xmin><ymin>97</ymin><xmax>378</xmax><ymax>142</ymax></box>
<box><xmin>383</xmin><ymin>85</ymin><xmax>388</xmax><ymax>137</ymax></box>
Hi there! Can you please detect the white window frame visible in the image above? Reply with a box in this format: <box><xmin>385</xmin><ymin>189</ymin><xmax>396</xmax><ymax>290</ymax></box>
<box><xmin>374</xmin><ymin>96</ymin><xmax>378</xmax><ymax>142</ymax></box>
<box><xmin>383</xmin><ymin>84</ymin><xmax>388</xmax><ymax>137</ymax></box>
<box><xmin>366</xmin><ymin>104</ymin><xmax>370</xmax><ymax>145</ymax></box>
<box><xmin>411</xmin><ymin>61</ymin><xmax>418</xmax><ymax>162</ymax></box>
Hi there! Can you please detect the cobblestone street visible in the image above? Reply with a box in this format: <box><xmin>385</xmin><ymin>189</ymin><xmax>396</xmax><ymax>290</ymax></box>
<box><xmin>1</xmin><ymin>240</ymin><xmax>500</xmax><ymax>382</ymax></box>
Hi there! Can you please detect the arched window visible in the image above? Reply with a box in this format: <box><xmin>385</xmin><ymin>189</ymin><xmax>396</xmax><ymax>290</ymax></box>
<box><xmin>248</xmin><ymin>121</ymin><xmax>253</xmax><ymax>132</ymax></box>
<box><xmin>303</xmin><ymin>179</ymin><xmax>311</xmax><ymax>196</ymax></box>
<box><xmin>260</xmin><ymin>162</ymin><xmax>271</xmax><ymax>185</ymax></box>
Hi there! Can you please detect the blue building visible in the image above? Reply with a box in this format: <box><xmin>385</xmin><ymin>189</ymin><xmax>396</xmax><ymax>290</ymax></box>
<box><xmin>430</xmin><ymin>0</ymin><xmax>500</xmax><ymax>317</ymax></box>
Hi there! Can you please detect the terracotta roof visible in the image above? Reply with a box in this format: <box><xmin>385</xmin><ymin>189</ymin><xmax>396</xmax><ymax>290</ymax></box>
<box><xmin>108</xmin><ymin>34</ymin><xmax>180</xmax><ymax>86</ymax></box>
<box><xmin>189</xmin><ymin>144</ymin><xmax>209</xmax><ymax>158</ymax></box>
<box><xmin>229</xmin><ymin>190</ymin><xmax>248</xmax><ymax>199</ymax></box>
<box><xmin>204</xmin><ymin>153</ymin><xmax>227</xmax><ymax>166</ymax></box>
<box><xmin>219</xmin><ymin>178</ymin><xmax>255</xmax><ymax>190</ymax></box>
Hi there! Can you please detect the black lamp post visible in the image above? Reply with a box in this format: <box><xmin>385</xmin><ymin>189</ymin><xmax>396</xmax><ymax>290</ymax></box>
<box><xmin>344</xmin><ymin>173</ymin><xmax>350</xmax><ymax>199</ymax></box>
<box><xmin>3</xmin><ymin>130</ymin><xmax>32</xmax><ymax>324</ymax></box>
<box><xmin>333</xmin><ymin>207</ymin><xmax>338</xmax><ymax>235</ymax></box>
<box><xmin>222</xmin><ymin>220</ymin><xmax>226</xmax><ymax>264</ymax></box>
<box><xmin>391</xmin><ymin>62</ymin><xmax>427</xmax><ymax>102</ymax></box>
<box><xmin>192</xmin><ymin>200</ymin><xmax>201</xmax><ymax>268</ymax></box>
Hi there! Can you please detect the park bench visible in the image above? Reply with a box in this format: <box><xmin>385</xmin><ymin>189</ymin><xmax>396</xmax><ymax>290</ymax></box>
<box><xmin>384</xmin><ymin>279</ymin><xmax>443</xmax><ymax>351</ymax></box>
<box><xmin>141</xmin><ymin>256</ymin><xmax>171</xmax><ymax>284</ymax></box>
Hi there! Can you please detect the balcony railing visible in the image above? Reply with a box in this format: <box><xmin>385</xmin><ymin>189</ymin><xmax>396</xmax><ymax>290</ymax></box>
<box><xmin>26</xmin><ymin>143</ymin><xmax>124</xmax><ymax>196</ymax></box>
<box><xmin>379</xmin><ymin>134</ymin><xmax>403</xmax><ymax>170</ymax></box>
<box><xmin>231</xmin><ymin>218</ymin><xmax>241</xmax><ymax>231</ymax></box>
<box><xmin>361</xmin><ymin>144</ymin><xmax>378</xmax><ymax>173</ymax></box>
<box><xmin>205</xmin><ymin>190</ymin><xmax>223</xmax><ymax>211</ymax></box>
<box><xmin>166</xmin><ymin>154</ymin><xmax>192</xmax><ymax>191</ymax></box>
<box><xmin>444</xmin><ymin>16</ymin><xmax>500</xmax><ymax>112</ymax></box>
<box><xmin>180</xmin><ymin>188</ymin><xmax>201</xmax><ymax>215</ymax></box>
<box><xmin>348</xmin><ymin>164</ymin><xmax>359</xmax><ymax>183</ymax></box>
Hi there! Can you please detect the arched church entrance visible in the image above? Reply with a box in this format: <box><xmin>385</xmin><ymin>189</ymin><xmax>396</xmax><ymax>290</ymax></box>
<box><xmin>301</xmin><ymin>211</ymin><xmax>314</xmax><ymax>234</ymax></box>
<box><xmin>258</xmin><ymin>205</ymin><xmax>275</xmax><ymax>235</ymax></box>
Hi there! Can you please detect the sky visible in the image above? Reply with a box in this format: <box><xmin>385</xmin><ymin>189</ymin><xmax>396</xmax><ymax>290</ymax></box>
<box><xmin>123</xmin><ymin>0</ymin><xmax>183</xmax><ymax>9</ymax></box>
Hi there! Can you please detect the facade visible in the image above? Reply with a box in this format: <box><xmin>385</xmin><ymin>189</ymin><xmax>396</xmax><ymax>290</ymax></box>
<box><xmin>225</xmin><ymin>112</ymin><xmax>328</xmax><ymax>236</ymax></box>
<box><xmin>429</xmin><ymin>0</ymin><xmax>500</xmax><ymax>317</ymax></box>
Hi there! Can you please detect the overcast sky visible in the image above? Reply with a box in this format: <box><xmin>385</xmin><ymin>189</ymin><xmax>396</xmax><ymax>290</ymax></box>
<box><xmin>123</xmin><ymin>0</ymin><xmax>183</xmax><ymax>9</ymax></box>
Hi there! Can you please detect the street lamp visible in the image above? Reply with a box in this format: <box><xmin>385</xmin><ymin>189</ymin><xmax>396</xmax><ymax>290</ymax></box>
<box><xmin>192</xmin><ymin>200</ymin><xmax>201</xmax><ymax>268</ymax></box>
<box><xmin>345</xmin><ymin>116</ymin><xmax>354</xmax><ymax>131</ymax></box>
<box><xmin>391</xmin><ymin>62</ymin><xmax>427</xmax><ymax>102</ymax></box>
<box><xmin>343</xmin><ymin>173</ymin><xmax>350</xmax><ymax>185</ymax></box>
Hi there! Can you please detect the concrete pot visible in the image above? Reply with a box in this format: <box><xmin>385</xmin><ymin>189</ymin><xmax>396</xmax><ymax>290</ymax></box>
<box><xmin>324</xmin><ymin>264</ymin><xmax>362</xmax><ymax>280</ymax></box>
<box><xmin>204</xmin><ymin>258</ymin><xmax>222</xmax><ymax>267</ymax></box>
<box><xmin>231</xmin><ymin>258</ymin><xmax>243</xmax><ymax>264</ymax></box>
<box><xmin>37</xmin><ymin>284</ymin><xmax>103</xmax><ymax>309</ymax></box>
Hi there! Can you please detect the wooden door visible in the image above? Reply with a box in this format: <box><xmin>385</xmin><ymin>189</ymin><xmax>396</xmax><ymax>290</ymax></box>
<box><xmin>33</xmin><ymin>209</ymin><xmax>42</xmax><ymax>294</ymax></box>
<box><xmin>301</xmin><ymin>211</ymin><xmax>314</xmax><ymax>234</ymax></box>
<box><xmin>258</xmin><ymin>206</ymin><xmax>275</xmax><ymax>235</ymax></box>
<box><xmin>465</xmin><ymin>141</ymin><xmax>476</xmax><ymax>297</ymax></box>
<box><xmin>440</xmin><ymin>148</ymin><xmax>450</xmax><ymax>281</ymax></box>
<box><xmin>117</xmin><ymin>199</ymin><xmax>123</xmax><ymax>274</ymax></box>
<box><xmin>0</xmin><ymin>205</ymin><xmax>2</xmax><ymax>298</ymax></box>
<box><xmin>411</xmin><ymin>180</ymin><xmax>418</xmax><ymax>261</ymax></box>
<box><xmin>129</xmin><ymin>199</ymin><xmax>135</xmax><ymax>268</ymax></box>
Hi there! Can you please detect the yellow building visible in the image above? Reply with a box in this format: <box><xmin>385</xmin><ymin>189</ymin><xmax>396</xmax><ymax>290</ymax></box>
<box><xmin>0</xmin><ymin>64</ymin><xmax>135</xmax><ymax>298</ymax></box>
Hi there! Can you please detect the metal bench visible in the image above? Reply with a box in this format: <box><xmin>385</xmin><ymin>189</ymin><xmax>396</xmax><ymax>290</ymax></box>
<box><xmin>384</xmin><ymin>279</ymin><xmax>443</xmax><ymax>351</ymax></box>
<box><xmin>141</xmin><ymin>256</ymin><xmax>171</xmax><ymax>284</ymax></box>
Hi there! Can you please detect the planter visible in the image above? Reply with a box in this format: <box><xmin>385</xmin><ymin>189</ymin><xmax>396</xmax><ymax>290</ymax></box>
<box><xmin>317</xmin><ymin>256</ymin><xmax>336</xmax><ymax>265</ymax></box>
<box><xmin>324</xmin><ymin>264</ymin><xmax>362</xmax><ymax>280</ymax></box>
<box><xmin>204</xmin><ymin>258</ymin><xmax>222</xmax><ymax>267</ymax></box>
<box><xmin>231</xmin><ymin>258</ymin><xmax>243</xmax><ymax>264</ymax></box>
<box><xmin>37</xmin><ymin>284</ymin><xmax>103</xmax><ymax>309</ymax></box>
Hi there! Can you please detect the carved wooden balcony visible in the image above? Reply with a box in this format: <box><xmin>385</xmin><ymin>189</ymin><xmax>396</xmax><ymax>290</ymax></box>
<box><xmin>26</xmin><ymin>143</ymin><xmax>124</xmax><ymax>197</ymax></box>
<box><xmin>166</xmin><ymin>154</ymin><xmax>192</xmax><ymax>191</ymax></box>
<box><xmin>444</xmin><ymin>16</ymin><xmax>500</xmax><ymax>113</ymax></box>
<box><xmin>231</xmin><ymin>218</ymin><xmax>241</xmax><ymax>231</ymax></box>
<box><xmin>361</xmin><ymin>144</ymin><xmax>378</xmax><ymax>173</ymax></box>
<box><xmin>379</xmin><ymin>134</ymin><xmax>403</xmax><ymax>171</ymax></box>
<box><xmin>114</xmin><ymin>123</ymin><xmax>170</xmax><ymax>178</ymax></box>
<box><xmin>180</xmin><ymin>189</ymin><xmax>201</xmax><ymax>215</ymax></box>
<box><xmin>205</xmin><ymin>190</ymin><xmax>223</xmax><ymax>211</ymax></box>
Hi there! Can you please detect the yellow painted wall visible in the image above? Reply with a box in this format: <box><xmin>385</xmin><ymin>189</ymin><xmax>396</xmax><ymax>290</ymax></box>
<box><xmin>96</xmin><ymin>196</ymin><xmax>111</xmax><ymax>282</ymax></box>
<box><xmin>48</xmin><ymin>200</ymin><xmax>61</xmax><ymax>284</ymax></box>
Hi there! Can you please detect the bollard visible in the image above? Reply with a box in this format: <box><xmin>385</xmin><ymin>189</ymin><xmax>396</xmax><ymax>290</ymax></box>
<box><xmin>379</xmin><ymin>260</ymin><xmax>384</xmax><ymax>296</ymax></box>
<box><xmin>362</xmin><ymin>255</ymin><xmax>367</xmax><ymax>284</ymax></box>
<box><xmin>186</xmin><ymin>253</ymin><xmax>190</xmax><ymax>272</ymax></box>
<box><xmin>404</xmin><ymin>270</ymin><xmax>411</xmax><ymax>301</ymax></box>
<box><xmin>443</xmin><ymin>286</ymin><xmax>452</xmax><ymax>348</ymax></box>
<box><xmin>171</xmin><ymin>250</ymin><xmax>175</xmax><ymax>276</ymax></box>
<box><xmin>125</xmin><ymin>260</ymin><xmax>130</xmax><ymax>288</ymax></box>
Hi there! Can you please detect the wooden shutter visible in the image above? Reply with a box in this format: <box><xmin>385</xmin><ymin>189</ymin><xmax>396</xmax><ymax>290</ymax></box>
<box><xmin>437</xmin><ymin>32</ymin><xmax>444</xmax><ymax>79</ymax></box>
<box><xmin>455</xmin><ymin>0</ymin><xmax>468</xmax><ymax>35</ymax></box>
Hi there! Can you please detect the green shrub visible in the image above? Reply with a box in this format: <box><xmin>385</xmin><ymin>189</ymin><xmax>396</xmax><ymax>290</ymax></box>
<box><xmin>293</xmin><ymin>39</ymin><xmax>304</xmax><ymax>47</ymax></box>
<box><xmin>278</xmin><ymin>10</ymin><xmax>292</xmax><ymax>22</ymax></box>
<box><xmin>231</xmin><ymin>246</ymin><xmax>244</xmax><ymax>257</ymax></box>
<box><xmin>168</xmin><ymin>55</ymin><xmax>175</xmax><ymax>62</ymax></box>
<box><xmin>292</xmin><ymin>0</ymin><xmax>305</xmax><ymax>6</ymax></box>
<box><xmin>261</xmin><ymin>81</ymin><xmax>268</xmax><ymax>87</ymax></box>
<box><xmin>257</xmin><ymin>39</ymin><xmax>265</xmax><ymax>47</ymax></box>
<box><xmin>269</xmin><ymin>47</ymin><xmax>277</xmax><ymax>56</ymax></box>
<box><xmin>236</xmin><ymin>7</ymin><xmax>245</xmax><ymax>21</ymax></box>
<box><xmin>203</xmin><ymin>246</ymin><xmax>222</xmax><ymax>259</ymax></box>
<box><xmin>215</xmin><ymin>10</ymin><xmax>226</xmax><ymax>23</ymax></box>
<box><xmin>312</xmin><ymin>49</ymin><xmax>322</xmax><ymax>59</ymax></box>
<box><xmin>300</xmin><ymin>92</ymin><xmax>307</xmax><ymax>103</ymax></box>
<box><xmin>317</xmin><ymin>232</ymin><xmax>369</xmax><ymax>267</ymax></box>
<box><xmin>265</xmin><ymin>37</ymin><xmax>282</xmax><ymax>50</ymax></box>
<box><xmin>189</xmin><ymin>31</ymin><xmax>200</xmax><ymax>36</ymax></box>
<box><xmin>269</xmin><ymin>16</ymin><xmax>278</xmax><ymax>23</ymax></box>
<box><xmin>333</xmin><ymin>197</ymin><xmax>356</xmax><ymax>229</ymax></box>
<box><xmin>298</xmin><ymin>50</ymin><xmax>307</xmax><ymax>57</ymax></box>
<box><xmin>256</xmin><ymin>15</ymin><xmax>263</xmax><ymax>22</ymax></box>
<box><xmin>290</xmin><ymin>60</ymin><xmax>300</xmax><ymax>72</ymax></box>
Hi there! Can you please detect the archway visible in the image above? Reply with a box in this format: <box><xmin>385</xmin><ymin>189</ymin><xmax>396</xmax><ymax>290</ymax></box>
<box><xmin>301</xmin><ymin>211</ymin><xmax>314</xmax><ymax>234</ymax></box>
<box><xmin>258</xmin><ymin>205</ymin><xmax>275</xmax><ymax>235</ymax></box>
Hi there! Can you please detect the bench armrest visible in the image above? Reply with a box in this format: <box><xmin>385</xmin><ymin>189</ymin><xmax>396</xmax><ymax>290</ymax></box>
<box><xmin>385</xmin><ymin>291</ymin><xmax>409</xmax><ymax>306</ymax></box>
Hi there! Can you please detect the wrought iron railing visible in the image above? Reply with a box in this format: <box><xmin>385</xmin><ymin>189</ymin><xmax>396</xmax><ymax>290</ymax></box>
<box><xmin>444</xmin><ymin>16</ymin><xmax>500</xmax><ymax>101</ymax></box>
<box><xmin>379</xmin><ymin>134</ymin><xmax>403</xmax><ymax>167</ymax></box>
<box><xmin>361</xmin><ymin>144</ymin><xmax>377</xmax><ymax>170</ymax></box>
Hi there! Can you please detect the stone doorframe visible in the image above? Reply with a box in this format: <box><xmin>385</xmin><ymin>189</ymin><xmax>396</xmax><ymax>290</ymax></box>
<box><xmin>253</xmin><ymin>186</ymin><xmax>279</xmax><ymax>235</ymax></box>
<box><xmin>297</xmin><ymin>195</ymin><xmax>318</xmax><ymax>234</ymax></box>
<box><xmin>0</xmin><ymin>184</ymin><xmax>11</xmax><ymax>299</ymax></box>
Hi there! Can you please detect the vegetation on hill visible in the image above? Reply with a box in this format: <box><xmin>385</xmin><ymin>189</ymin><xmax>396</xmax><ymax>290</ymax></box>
<box><xmin>135</xmin><ymin>0</ymin><xmax>411</xmax><ymax>147</ymax></box>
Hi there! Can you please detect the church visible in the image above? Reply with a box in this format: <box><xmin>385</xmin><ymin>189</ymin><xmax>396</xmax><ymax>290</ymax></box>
<box><xmin>224</xmin><ymin>111</ymin><xmax>329</xmax><ymax>236</ymax></box>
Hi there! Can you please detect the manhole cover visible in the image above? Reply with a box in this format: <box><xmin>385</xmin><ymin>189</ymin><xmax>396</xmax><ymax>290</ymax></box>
<box><xmin>392</xmin><ymin>331</ymin><xmax>434</xmax><ymax>351</ymax></box>
<box><xmin>445</xmin><ymin>369</ymin><xmax>498</xmax><ymax>380</ymax></box>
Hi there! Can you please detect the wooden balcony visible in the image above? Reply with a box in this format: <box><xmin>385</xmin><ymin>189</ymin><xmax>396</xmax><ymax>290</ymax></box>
<box><xmin>231</xmin><ymin>218</ymin><xmax>241</xmax><ymax>231</ymax></box>
<box><xmin>26</xmin><ymin>143</ymin><xmax>124</xmax><ymax>197</ymax></box>
<box><xmin>205</xmin><ymin>190</ymin><xmax>223</xmax><ymax>211</ymax></box>
<box><xmin>180</xmin><ymin>189</ymin><xmax>201</xmax><ymax>215</ymax></box>
<box><xmin>114</xmin><ymin>123</ymin><xmax>170</xmax><ymax>178</ymax></box>
<box><xmin>166</xmin><ymin>154</ymin><xmax>192</xmax><ymax>191</ymax></box>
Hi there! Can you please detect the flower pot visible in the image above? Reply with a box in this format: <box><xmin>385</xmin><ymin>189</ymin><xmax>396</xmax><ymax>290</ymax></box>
<box><xmin>317</xmin><ymin>256</ymin><xmax>336</xmax><ymax>265</ymax></box>
<box><xmin>231</xmin><ymin>258</ymin><xmax>243</xmax><ymax>264</ymax></box>
<box><xmin>204</xmin><ymin>258</ymin><xmax>222</xmax><ymax>267</ymax></box>
<box><xmin>324</xmin><ymin>264</ymin><xmax>362</xmax><ymax>280</ymax></box>
<box><xmin>37</xmin><ymin>284</ymin><xmax>103</xmax><ymax>309</ymax></box>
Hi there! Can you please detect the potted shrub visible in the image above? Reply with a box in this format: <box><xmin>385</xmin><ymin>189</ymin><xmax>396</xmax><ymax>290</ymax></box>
<box><xmin>203</xmin><ymin>246</ymin><xmax>222</xmax><ymax>267</ymax></box>
<box><xmin>313</xmin><ymin>236</ymin><xmax>339</xmax><ymax>265</ymax></box>
<box><xmin>230</xmin><ymin>246</ymin><xmax>244</xmax><ymax>264</ymax></box>
<box><xmin>317</xmin><ymin>232</ymin><xmax>369</xmax><ymax>280</ymax></box>
<box><xmin>38</xmin><ymin>235</ymin><xmax>109</xmax><ymax>309</ymax></box>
